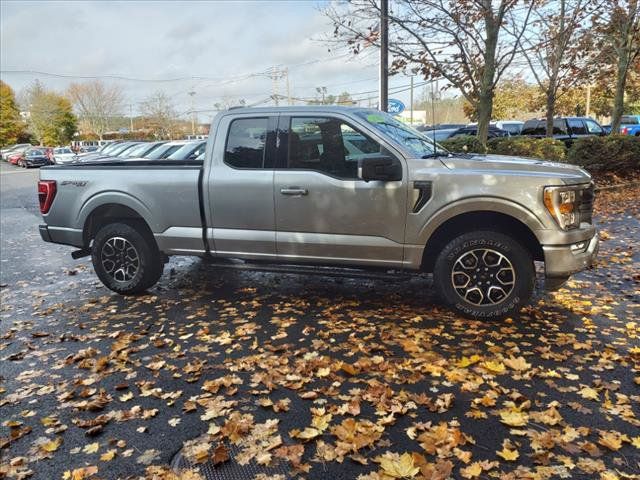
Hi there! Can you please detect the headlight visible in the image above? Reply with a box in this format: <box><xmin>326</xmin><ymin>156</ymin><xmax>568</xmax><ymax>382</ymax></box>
<box><xmin>544</xmin><ymin>186</ymin><xmax>580</xmax><ymax>230</ymax></box>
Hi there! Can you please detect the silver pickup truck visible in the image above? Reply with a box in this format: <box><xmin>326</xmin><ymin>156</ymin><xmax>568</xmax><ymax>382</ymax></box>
<box><xmin>38</xmin><ymin>106</ymin><xmax>598</xmax><ymax>318</ymax></box>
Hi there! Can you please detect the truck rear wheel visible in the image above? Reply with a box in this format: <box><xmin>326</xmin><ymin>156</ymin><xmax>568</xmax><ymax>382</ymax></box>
<box><xmin>433</xmin><ymin>231</ymin><xmax>534</xmax><ymax>319</ymax></box>
<box><xmin>91</xmin><ymin>222</ymin><xmax>163</xmax><ymax>294</ymax></box>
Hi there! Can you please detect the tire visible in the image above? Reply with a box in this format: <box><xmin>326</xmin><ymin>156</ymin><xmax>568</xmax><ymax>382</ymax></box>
<box><xmin>91</xmin><ymin>222</ymin><xmax>163</xmax><ymax>294</ymax></box>
<box><xmin>433</xmin><ymin>231</ymin><xmax>535</xmax><ymax>319</ymax></box>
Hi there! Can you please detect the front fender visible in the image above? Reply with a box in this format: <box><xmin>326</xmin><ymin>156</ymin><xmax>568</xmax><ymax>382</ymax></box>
<box><xmin>417</xmin><ymin>196</ymin><xmax>546</xmax><ymax>246</ymax></box>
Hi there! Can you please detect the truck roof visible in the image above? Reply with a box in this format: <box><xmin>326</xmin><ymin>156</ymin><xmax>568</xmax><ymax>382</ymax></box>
<box><xmin>223</xmin><ymin>105</ymin><xmax>371</xmax><ymax>115</ymax></box>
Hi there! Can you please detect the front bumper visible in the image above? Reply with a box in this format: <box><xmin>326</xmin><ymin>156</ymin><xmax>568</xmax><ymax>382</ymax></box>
<box><xmin>543</xmin><ymin>232</ymin><xmax>599</xmax><ymax>279</ymax></box>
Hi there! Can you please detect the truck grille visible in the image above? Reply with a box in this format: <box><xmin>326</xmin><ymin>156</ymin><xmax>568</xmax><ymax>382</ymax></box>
<box><xmin>578</xmin><ymin>183</ymin><xmax>595</xmax><ymax>225</ymax></box>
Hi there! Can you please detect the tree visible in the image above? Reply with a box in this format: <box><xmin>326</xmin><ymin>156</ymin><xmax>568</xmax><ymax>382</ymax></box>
<box><xmin>24</xmin><ymin>81</ymin><xmax>77</xmax><ymax>146</ymax></box>
<box><xmin>67</xmin><ymin>80</ymin><xmax>124</xmax><ymax>141</ymax></box>
<box><xmin>0</xmin><ymin>81</ymin><xmax>26</xmax><ymax>147</ymax></box>
<box><xmin>593</xmin><ymin>0</ymin><xmax>640</xmax><ymax>131</ymax></box>
<box><xmin>325</xmin><ymin>0</ymin><xmax>535</xmax><ymax>145</ymax></box>
<box><xmin>139</xmin><ymin>91</ymin><xmax>177</xmax><ymax>139</ymax></box>
<box><xmin>307</xmin><ymin>89</ymin><xmax>355</xmax><ymax>105</ymax></box>
<box><xmin>464</xmin><ymin>77</ymin><xmax>541</xmax><ymax>120</ymax></box>
<box><xmin>520</xmin><ymin>0</ymin><xmax>596</xmax><ymax>137</ymax></box>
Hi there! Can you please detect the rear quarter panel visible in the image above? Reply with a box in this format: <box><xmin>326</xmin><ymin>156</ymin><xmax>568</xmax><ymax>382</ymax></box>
<box><xmin>40</xmin><ymin>166</ymin><xmax>202</xmax><ymax>251</ymax></box>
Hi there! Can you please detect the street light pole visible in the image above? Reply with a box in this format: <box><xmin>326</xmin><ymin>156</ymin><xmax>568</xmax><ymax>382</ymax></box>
<box><xmin>379</xmin><ymin>0</ymin><xmax>389</xmax><ymax>112</ymax></box>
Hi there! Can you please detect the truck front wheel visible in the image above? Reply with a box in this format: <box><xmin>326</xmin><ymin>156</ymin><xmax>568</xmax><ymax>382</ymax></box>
<box><xmin>433</xmin><ymin>231</ymin><xmax>535</xmax><ymax>319</ymax></box>
<box><xmin>91</xmin><ymin>222</ymin><xmax>163</xmax><ymax>294</ymax></box>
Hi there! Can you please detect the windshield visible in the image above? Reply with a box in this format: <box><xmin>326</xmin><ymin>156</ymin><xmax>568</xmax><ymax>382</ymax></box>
<box><xmin>55</xmin><ymin>148</ymin><xmax>73</xmax><ymax>154</ymax></box>
<box><xmin>354</xmin><ymin>110</ymin><xmax>447</xmax><ymax>157</ymax></box>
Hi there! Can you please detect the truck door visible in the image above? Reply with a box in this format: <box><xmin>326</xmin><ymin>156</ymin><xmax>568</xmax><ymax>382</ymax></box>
<box><xmin>206</xmin><ymin>114</ymin><xmax>278</xmax><ymax>260</ymax></box>
<box><xmin>273</xmin><ymin>114</ymin><xmax>407</xmax><ymax>268</ymax></box>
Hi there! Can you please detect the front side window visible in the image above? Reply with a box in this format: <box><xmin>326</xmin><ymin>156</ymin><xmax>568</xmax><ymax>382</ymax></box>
<box><xmin>286</xmin><ymin>117</ymin><xmax>382</xmax><ymax>180</ymax></box>
<box><xmin>568</xmin><ymin>119</ymin><xmax>587</xmax><ymax>135</ymax></box>
<box><xmin>585</xmin><ymin>120</ymin><xmax>603</xmax><ymax>134</ymax></box>
<box><xmin>225</xmin><ymin>118</ymin><xmax>268</xmax><ymax>169</ymax></box>
<box><xmin>621</xmin><ymin>115</ymin><xmax>638</xmax><ymax>125</ymax></box>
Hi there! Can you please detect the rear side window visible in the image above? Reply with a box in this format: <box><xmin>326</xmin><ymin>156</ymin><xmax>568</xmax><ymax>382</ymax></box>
<box><xmin>621</xmin><ymin>115</ymin><xmax>639</xmax><ymax>125</ymax></box>
<box><xmin>225</xmin><ymin>118</ymin><xmax>268</xmax><ymax>169</ymax></box>
<box><xmin>567</xmin><ymin>119</ymin><xmax>587</xmax><ymax>135</ymax></box>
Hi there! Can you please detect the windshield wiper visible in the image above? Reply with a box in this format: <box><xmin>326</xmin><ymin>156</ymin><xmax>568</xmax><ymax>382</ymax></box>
<box><xmin>421</xmin><ymin>151</ymin><xmax>450</xmax><ymax>159</ymax></box>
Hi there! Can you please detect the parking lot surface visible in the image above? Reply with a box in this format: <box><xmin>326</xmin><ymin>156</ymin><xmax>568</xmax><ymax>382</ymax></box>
<box><xmin>1</xmin><ymin>162</ymin><xmax>639</xmax><ymax>479</ymax></box>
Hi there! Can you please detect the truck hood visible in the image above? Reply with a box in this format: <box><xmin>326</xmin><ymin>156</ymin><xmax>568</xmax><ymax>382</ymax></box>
<box><xmin>440</xmin><ymin>153</ymin><xmax>591</xmax><ymax>185</ymax></box>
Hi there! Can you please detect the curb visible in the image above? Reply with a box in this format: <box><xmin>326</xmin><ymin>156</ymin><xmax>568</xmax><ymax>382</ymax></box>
<box><xmin>594</xmin><ymin>181</ymin><xmax>640</xmax><ymax>192</ymax></box>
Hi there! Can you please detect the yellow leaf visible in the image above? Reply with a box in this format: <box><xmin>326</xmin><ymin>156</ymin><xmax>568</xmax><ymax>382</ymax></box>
<box><xmin>503</xmin><ymin>356</ymin><xmax>531</xmax><ymax>372</ymax></box>
<box><xmin>83</xmin><ymin>442</ymin><xmax>100</xmax><ymax>454</ymax></box>
<box><xmin>119</xmin><ymin>392</ymin><xmax>133</xmax><ymax>402</ymax></box>
<box><xmin>100</xmin><ymin>449</ymin><xmax>116</xmax><ymax>461</ymax></box>
<box><xmin>578</xmin><ymin>386</ymin><xmax>600</xmax><ymax>401</ymax></box>
<box><xmin>41</xmin><ymin>416</ymin><xmax>58</xmax><ymax>427</ymax></box>
<box><xmin>482</xmin><ymin>361</ymin><xmax>506</xmax><ymax>374</ymax></box>
<box><xmin>496</xmin><ymin>447</ymin><xmax>519</xmax><ymax>461</ymax></box>
<box><xmin>291</xmin><ymin>427</ymin><xmax>321</xmax><ymax>440</ymax></box>
<box><xmin>631</xmin><ymin>436</ymin><xmax>640</xmax><ymax>449</ymax></box>
<box><xmin>598</xmin><ymin>431</ymin><xmax>627</xmax><ymax>451</ymax></box>
<box><xmin>41</xmin><ymin>437</ymin><xmax>62</xmax><ymax>452</ymax></box>
<box><xmin>499</xmin><ymin>410</ymin><xmax>529</xmax><ymax>427</ymax></box>
<box><xmin>316</xmin><ymin>367</ymin><xmax>331</xmax><ymax>377</ymax></box>
<box><xmin>460</xmin><ymin>462</ymin><xmax>483</xmax><ymax>479</ymax></box>
<box><xmin>379</xmin><ymin>452</ymin><xmax>420</xmax><ymax>479</ymax></box>
<box><xmin>457</xmin><ymin>355</ymin><xmax>482</xmax><ymax>368</ymax></box>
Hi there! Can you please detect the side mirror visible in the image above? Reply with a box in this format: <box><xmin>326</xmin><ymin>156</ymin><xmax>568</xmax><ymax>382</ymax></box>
<box><xmin>359</xmin><ymin>155</ymin><xmax>402</xmax><ymax>182</ymax></box>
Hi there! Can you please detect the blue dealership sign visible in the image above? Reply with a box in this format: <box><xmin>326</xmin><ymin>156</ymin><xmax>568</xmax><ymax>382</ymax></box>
<box><xmin>387</xmin><ymin>98</ymin><xmax>405</xmax><ymax>115</ymax></box>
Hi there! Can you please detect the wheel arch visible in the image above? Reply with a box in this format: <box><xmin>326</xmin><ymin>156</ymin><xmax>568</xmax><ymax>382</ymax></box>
<box><xmin>420</xmin><ymin>209</ymin><xmax>544</xmax><ymax>273</ymax></box>
<box><xmin>82</xmin><ymin>203</ymin><xmax>156</xmax><ymax>249</ymax></box>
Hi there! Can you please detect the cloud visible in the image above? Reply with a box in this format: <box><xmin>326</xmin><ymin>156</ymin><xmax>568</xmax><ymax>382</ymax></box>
<box><xmin>0</xmin><ymin>0</ymin><xmax>416</xmax><ymax>118</ymax></box>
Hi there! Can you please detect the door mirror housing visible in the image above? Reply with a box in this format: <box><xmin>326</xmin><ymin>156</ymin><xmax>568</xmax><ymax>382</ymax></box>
<box><xmin>359</xmin><ymin>156</ymin><xmax>402</xmax><ymax>182</ymax></box>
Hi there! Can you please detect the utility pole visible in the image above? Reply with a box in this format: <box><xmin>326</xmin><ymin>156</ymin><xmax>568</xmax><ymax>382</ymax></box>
<box><xmin>379</xmin><ymin>0</ymin><xmax>389</xmax><ymax>112</ymax></box>
<box><xmin>409</xmin><ymin>75</ymin><xmax>414</xmax><ymax>126</ymax></box>
<box><xmin>285</xmin><ymin>67</ymin><xmax>292</xmax><ymax>105</ymax></box>
<box><xmin>585</xmin><ymin>84</ymin><xmax>591</xmax><ymax>117</ymax></box>
<box><xmin>129</xmin><ymin>104</ymin><xmax>134</xmax><ymax>133</ymax></box>
<box><xmin>188</xmin><ymin>90</ymin><xmax>196</xmax><ymax>135</ymax></box>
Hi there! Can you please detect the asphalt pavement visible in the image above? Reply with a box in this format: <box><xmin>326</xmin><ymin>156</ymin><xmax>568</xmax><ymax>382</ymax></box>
<box><xmin>1</xmin><ymin>161</ymin><xmax>638</xmax><ymax>480</ymax></box>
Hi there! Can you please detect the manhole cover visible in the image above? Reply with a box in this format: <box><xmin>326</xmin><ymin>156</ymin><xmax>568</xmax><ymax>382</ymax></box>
<box><xmin>171</xmin><ymin>439</ymin><xmax>292</xmax><ymax>479</ymax></box>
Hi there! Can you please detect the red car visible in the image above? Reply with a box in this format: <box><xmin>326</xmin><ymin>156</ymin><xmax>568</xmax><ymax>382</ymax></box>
<box><xmin>8</xmin><ymin>152</ymin><xmax>23</xmax><ymax>165</ymax></box>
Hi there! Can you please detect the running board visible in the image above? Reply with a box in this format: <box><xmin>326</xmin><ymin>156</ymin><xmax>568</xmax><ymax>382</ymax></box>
<box><xmin>202</xmin><ymin>259</ymin><xmax>417</xmax><ymax>281</ymax></box>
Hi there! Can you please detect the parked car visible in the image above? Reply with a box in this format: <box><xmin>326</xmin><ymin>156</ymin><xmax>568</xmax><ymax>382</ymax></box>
<box><xmin>7</xmin><ymin>151</ymin><xmax>24</xmax><ymax>165</ymax></box>
<box><xmin>620</xmin><ymin>115</ymin><xmax>640</xmax><ymax>136</ymax></box>
<box><xmin>602</xmin><ymin>125</ymin><xmax>612</xmax><ymax>134</ymax></box>
<box><xmin>165</xmin><ymin>141</ymin><xmax>207</xmax><ymax>161</ymax></box>
<box><xmin>122</xmin><ymin>141</ymin><xmax>167</xmax><ymax>159</ymax></box>
<box><xmin>1</xmin><ymin>143</ymin><xmax>32</xmax><ymax>161</ymax></box>
<box><xmin>77</xmin><ymin>142</ymin><xmax>139</xmax><ymax>162</ymax></box>
<box><xmin>81</xmin><ymin>146</ymin><xmax>99</xmax><ymax>153</ymax></box>
<box><xmin>450</xmin><ymin>125</ymin><xmax>510</xmax><ymax>138</ymax></box>
<box><xmin>494</xmin><ymin>121</ymin><xmax>524</xmax><ymax>135</ymax></box>
<box><xmin>422</xmin><ymin>128</ymin><xmax>459</xmax><ymax>142</ymax></box>
<box><xmin>521</xmin><ymin>117</ymin><xmax>606</xmax><ymax>146</ymax></box>
<box><xmin>17</xmin><ymin>147</ymin><xmax>51</xmax><ymax>168</ymax></box>
<box><xmin>144</xmin><ymin>140</ymin><xmax>190</xmax><ymax>160</ymax></box>
<box><xmin>53</xmin><ymin>147</ymin><xmax>76</xmax><ymax>164</ymax></box>
<box><xmin>417</xmin><ymin>123</ymin><xmax>464</xmax><ymax>132</ymax></box>
<box><xmin>38</xmin><ymin>106</ymin><xmax>598</xmax><ymax>319</ymax></box>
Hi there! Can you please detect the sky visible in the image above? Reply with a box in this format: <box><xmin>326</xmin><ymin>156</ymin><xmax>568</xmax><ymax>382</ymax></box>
<box><xmin>0</xmin><ymin>0</ymin><xmax>431</xmax><ymax>122</ymax></box>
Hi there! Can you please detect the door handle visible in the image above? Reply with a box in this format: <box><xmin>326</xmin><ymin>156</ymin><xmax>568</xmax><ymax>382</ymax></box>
<box><xmin>280</xmin><ymin>187</ymin><xmax>308</xmax><ymax>196</ymax></box>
